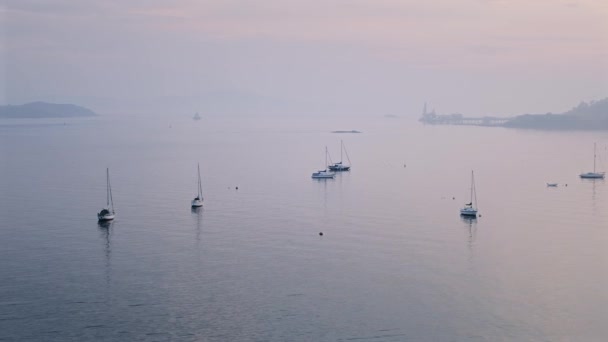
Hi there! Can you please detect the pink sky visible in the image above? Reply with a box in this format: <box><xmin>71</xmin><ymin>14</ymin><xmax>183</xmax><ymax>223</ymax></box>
<box><xmin>2</xmin><ymin>0</ymin><xmax>607</xmax><ymax>116</ymax></box>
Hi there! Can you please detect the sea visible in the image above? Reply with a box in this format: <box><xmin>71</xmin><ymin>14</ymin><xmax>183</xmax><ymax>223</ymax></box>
<box><xmin>1</xmin><ymin>115</ymin><xmax>607</xmax><ymax>341</ymax></box>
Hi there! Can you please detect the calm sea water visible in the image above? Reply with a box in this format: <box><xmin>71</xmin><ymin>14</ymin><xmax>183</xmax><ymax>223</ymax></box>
<box><xmin>1</xmin><ymin>115</ymin><xmax>608</xmax><ymax>341</ymax></box>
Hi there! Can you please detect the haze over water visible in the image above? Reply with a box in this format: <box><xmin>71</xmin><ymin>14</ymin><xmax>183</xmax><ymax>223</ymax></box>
<box><xmin>1</xmin><ymin>116</ymin><xmax>607</xmax><ymax>341</ymax></box>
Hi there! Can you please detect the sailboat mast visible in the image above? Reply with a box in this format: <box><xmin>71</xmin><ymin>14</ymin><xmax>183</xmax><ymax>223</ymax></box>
<box><xmin>472</xmin><ymin>171</ymin><xmax>477</xmax><ymax>208</ymax></box>
<box><xmin>470</xmin><ymin>171</ymin><xmax>474</xmax><ymax>205</ymax></box>
<box><xmin>198</xmin><ymin>163</ymin><xmax>203</xmax><ymax>198</ymax></box>
<box><xmin>340</xmin><ymin>140</ymin><xmax>343</xmax><ymax>163</ymax></box>
<box><xmin>343</xmin><ymin>143</ymin><xmax>352</xmax><ymax>166</ymax></box>
<box><xmin>106</xmin><ymin>168</ymin><xmax>110</xmax><ymax>207</ymax></box>
<box><xmin>594</xmin><ymin>143</ymin><xmax>597</xmax><ymax>173</ymax></box>
<box><xmin>325</xmin><ymin>146</ymin><xmax>328</xmax><ymax>169</ymax></box>
<box><xmin>107</xmin><ymin>168</ymin><xmax>114</xmax><ymax>212</ymax></box>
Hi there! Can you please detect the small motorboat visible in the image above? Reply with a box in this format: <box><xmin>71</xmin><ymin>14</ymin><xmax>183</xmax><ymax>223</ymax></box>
<box><xmin>546</xmin><ymin>183</ymin><xmax>558</xmax><ymax>187</ymax></box>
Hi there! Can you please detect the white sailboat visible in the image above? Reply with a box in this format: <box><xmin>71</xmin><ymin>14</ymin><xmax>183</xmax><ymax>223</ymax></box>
<box><xmin>580</xmin><ymin>143</ymin><xmax>605</xmax><ymax>179</ymax></box>
<box><xmin>460</xmin><ymin>171</ymin><xmax>478</xmax><ymax>217</ymax></box>
<box><xmin>328</xmin><ymin>140</ymin><xmax>351</xmax><ymax>172</ymax></box>
<box><xmin>312</xmin><ymin>147</ymin><xmax>336</xmax><ymax>179</ymax></box>
<box><xmin>97</xmin><ymin>168</ymin><xmax>115</xmax><ymax>221</ymax></box>
<box><xmin>191</xmin><ymin>163</ymin><xmax>204</xmax><ymax>207</ymax></box>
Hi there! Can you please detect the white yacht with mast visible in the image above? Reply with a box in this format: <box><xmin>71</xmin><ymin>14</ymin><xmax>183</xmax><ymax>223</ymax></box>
<box><xmin>580</xmin><ymin>143</ymin><xmax>605</xmax><ymax>179</ymax></box>
<box><xmin>460</xmin><ymin>171</ymin><xmax>478</xmax><ymax>217</ymax></box>
<box><xmin>97</xmin><ymin>168</ymin><xmax>115</xmax><ymax>221</ymax></box>
<box><xmin>191</xmin><ymin>163</ymin><xmax>204</xmax><ymax>207</ymax></box>
<box><xmin>312</xmin><ymin>147</ymin><xmax>336</xmax><ymax>179</ymax></box>
<box><xmin>328</xmin><ymin>140</ymin><xmax>351</xmax><ymax>172</ymax></box>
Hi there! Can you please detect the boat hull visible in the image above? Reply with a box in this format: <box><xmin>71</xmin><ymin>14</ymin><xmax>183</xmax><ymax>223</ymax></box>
<box><xmin>312</xmin><ymin>172</ymin><xmax>335</xmax><ymax>179</ymax></box>
<box><xmin>98</xmin><ymin>214</ymin><xmax>115</xmax><ymax>221</ymax></box>
<box><xmin>580</xmin><ymin>172</ymin><xmax>605</xmax><ymax>179</ymax></box>
<box><xmin>191</xmin><ymin>200</ymin><xmax>203</xmax><ymax>207</ymax></box>
<box><xmin>460</xmin><ymin>208</ymin><xmax>477</xmax><ymax>217</ymax></box>
<box><xmin>328</xmin><ymin>165</ymin><xmax>350</xmax><ymax>171</ymax></box>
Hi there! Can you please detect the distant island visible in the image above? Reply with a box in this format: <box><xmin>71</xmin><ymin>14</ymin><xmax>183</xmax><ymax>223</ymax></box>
<box><xmin>331</xmin><ymin>130</ymin><xmax>362</xmax><ymax>134</ymax></box>
<box><xmin>0</xmin><ymin>102</ymin><xmax>97</xmax><ymax>119</ymax></box>
<box><xmin>420</xmin><ymin>98</ymin><xmax>608</xmax><ymax>130</ymax></box>
<box><xmin>504</xmin><ymin>98</ymin><xmax>608</xmax><ymax>130</ymax></box>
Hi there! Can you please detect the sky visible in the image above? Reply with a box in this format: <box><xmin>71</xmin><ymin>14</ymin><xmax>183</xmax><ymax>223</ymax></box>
<box><xmin>1</xmin><ymin>0</ymin><xmax>607</xmax><ymax>117</ymax></box>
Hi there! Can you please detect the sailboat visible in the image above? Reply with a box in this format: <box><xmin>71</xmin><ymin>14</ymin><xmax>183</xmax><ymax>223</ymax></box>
<box><xmin>580</xmin><ymin>143</ymin><xmax>605</xmax><ymax>179</ymax></box>
<box><xmin>460</xmin><ymin>171</ymin><xmax>478</xmax><ymax>217</ymax></box>
<box><xmin>312</xmin><ymin>147</ymin><xmax>336</xmax><ymax>179</ymax></box>
<box><xmin>97</xmin><ymin>168</ymin><xmax>115</xmax><ymax>221</ymax></box>
<box><xmin>191</xmin><ymin>163</ymin><xmax>204</xmax><ymax>207</ymax></box>
<box><xmin>328</xmin><ymin>140</ymin><xmax>351</xmax><ymax>171</ymax></box>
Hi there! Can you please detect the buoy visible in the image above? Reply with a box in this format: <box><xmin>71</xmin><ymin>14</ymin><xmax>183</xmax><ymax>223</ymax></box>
<box><xmin>236</xmin><ymin>186</ymin><xmax>239</xmax><ymax>190</ymax></box>
<box><xmin>452</xmin><ymin>197</ymin><xmax>455</xmax><ymax>200</ymax></box>
<box><xmin>319</xmin><ymin>232</ymin><xmax>323</xmax><ymax>236</ymax></box>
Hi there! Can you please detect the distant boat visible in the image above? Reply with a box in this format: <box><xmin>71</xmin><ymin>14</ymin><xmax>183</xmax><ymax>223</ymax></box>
<box><xmin>546</xmin><ymin>183</ymin><xmax>558</xmax><ymax>187</ymax></box>
<box><xmin>580</xmin><ymin>143</ymin><xmax>605</xmax><ymax>179</ymax></box>
<box><xmin>193</xmin><ymin>112</ymin><xmax>201</xmax><ymax>120</ymax></box>
<box><xmin>97</xmin><ymin>168</ymin><xmax>115</xmax><ymax>221</ymax></box>
<box><xmin>460</xmin><ymin>171</ymin><xmax>478</xmax><ymax>217</ymax></box>
<box><xmin>312</xmin><ymin>147</ymin><xmax>336</xmax><ymax>179</ymax></box>
<box><xmin>191</xmin><ymin>163</ymin><xmax>204</xmax><ymax>207</ymax></box>
<box><xmin>328</xmin><ymin>140</ymin><xmax>351</xmax><ymax>172</ymax></box>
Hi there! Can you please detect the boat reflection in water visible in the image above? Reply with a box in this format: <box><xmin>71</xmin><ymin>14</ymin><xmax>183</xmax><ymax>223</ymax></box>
<box><xmin>191</xmin><ymin>206</ymin><xmax>204</xmax><ymax>244</ymax></box>
<box><xmin>97</xmin><ymin>220</ymin><xmax>113</xmax><ymax>285</ymax></box>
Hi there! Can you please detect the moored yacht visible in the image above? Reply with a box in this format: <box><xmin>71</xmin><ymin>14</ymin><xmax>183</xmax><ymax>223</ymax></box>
<box><xmin>192</xmin><ymin>163</ymin><xmax>204</xmax><ymax>207</ymax></box>
<box><xmin>312</xmin><ymin>147</ymin><xmax>335</xmax><ymax>179</ymax></box>
<box><xmin>98</xmin><ymin>168</ymin><xmax>116</xmax><ymax>221</ymax></box>
<box><xmin>460</xmin><ymin>171</ymin><xmax>478</xmax><ymax>217</ymax></box>
<box><xmin>580</xmin><ymin>143</ymin><xmax>605</xmax><ymax>179</ymax></box>
<box><xmin>328</xmin><ymin>140</ymin><xmax>351</xmax><ymax>172</ymax></box>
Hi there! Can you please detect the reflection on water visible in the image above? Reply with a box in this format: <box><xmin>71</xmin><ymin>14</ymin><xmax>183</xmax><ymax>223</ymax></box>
<box><xmin>460</xmin><ymin>216</ymin><xmax>477</xmax><ymax>260</ymax></box>
<box><xmin>314</xmin><ymin>177</ymin><xmax>331</xmax><ymax>214</ymax></box>
<box><xmin>4</xmin><ymin>117</ymin><xmax>608</xmax><ymax>341</ymax></box>
<box><xmin>581</xmin><ymin>177</ymin><xmax>603</xmax><ymax>214</ymax></box>
<box><xmin>191</xmin><ymin>206</ymin><xmax>203</xmax><ymax>243</ymax></box>
<box><xmin>97</xmin><ymin>221</ymin><xmax>112</xmax><ymax>285</ymax></box>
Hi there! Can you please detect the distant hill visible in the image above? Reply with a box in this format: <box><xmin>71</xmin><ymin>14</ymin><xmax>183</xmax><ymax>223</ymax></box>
<box><xmin>504</xmin><ymin>98</ymin><xmax>608</xmax><ymax>130</ymax></box>
<box><xmin>0</xmin><ymin>102</ymin><xmax>97</xmax><ymax>118</ymax></box>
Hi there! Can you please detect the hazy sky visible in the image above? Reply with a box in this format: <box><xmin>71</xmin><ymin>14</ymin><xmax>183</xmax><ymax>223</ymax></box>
<box><xmin>2</xmin><ymin>0</ymin><xmax>607</xmax><ymax>116</ymax></box>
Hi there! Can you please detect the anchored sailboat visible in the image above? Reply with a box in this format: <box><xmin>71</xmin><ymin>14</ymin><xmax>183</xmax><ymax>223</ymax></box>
<box><xmin>97</xmin><ymin>168</ymin><xmax>115</xmax><ymax>221</ymax></box>
<box><xmin>191</xmin><ymin>163</ymin><xmax>204</xmax><ymax>207</ymax></box>
<box><xmin>312</xmin><ymin>147</ymin><xmax>336</xmax><ymax>179</ymax></box>
<box><xmin>580</xmin><ymin>143</ymin><xmax>605</xmax><ymax>179</ymax></box>
<box><xmin>328</xmin><ymin>140</ymin><xmax>351</xmax><ymax>172</ymax></box>
<box><xmin>460</xmin><ymin>171</ymin><xmax>478</xmax><ymax>217</ymax></box>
